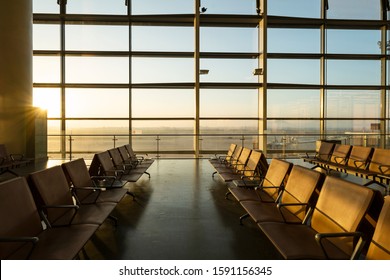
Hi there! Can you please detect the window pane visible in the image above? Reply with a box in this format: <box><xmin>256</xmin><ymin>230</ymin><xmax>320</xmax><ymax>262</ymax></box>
<box><xmin>33</xmin><ymin>56</ymin><xmax>61</xmax><ymax>83</ymax></box>
<box><xmin>326</xmin><ymin>90</ymin><xmax>380</xmax><ymax>118</ymax></box>
<box><xmin>33</xmin><ymin>88</ymin><xmax>61</xmax><ymax>118</ymax></box>
<box><xmin>327</xmin><ymin>0</ymin><xmax>381</xmax><ymax>20</ymax></box>
<box><xmin>268</xmin><ymin>90</ymin><xmax>320</xmax><ymax>118</ymax></box>
<box><xmin>33</xmin><ymin>0</ymin><xmax>59</xmax><ymax>14</ymax></box>
<box><xmin>66</xmin><ymin>89</ymin><xmax>129</xmax><ymax>118</ymax></box>
<box><xmin>33</xmin><ymin>24</ymin><xmax>60</xmax><ymax>50</ymax></box>
<box><xmin>200</xmin><ymin>89</ymin><xmax>258</xmax><ymax>117</ymax></box>
<box><xmin>132</xmin><ymin>89</ymin><xmax>194</xmax><ymax>118</ymax></box>
<box><xmin>268</xmin><ymin>59</ymin><xmax>320</xmax><ymax>84</ymax></box>
<box><xmin>202</xmin><ymin>0</ymin><xmax>257</xmax><ymax>15</ymax></box>
<box><xmin>327</xmin><ymin>120</ymin><xmax>380</xmax><ymax>137</ymax></box>
<box><xmin>132</xmin><ymin>58</ymin><xmax>194</xmax><ymax>83</ymax></box>
<box><xmin>66</xmin><ymin>25</ymin><xmax>128</xmax><ymax>51</ymax></box>
<box><xmin>47</xmin><ymin>120</ymin><xmax>61</xmax><ymax>135</ymax></box>
<box><xmin>200</xmin><ymin>120</ymin><xmax>258</xmax><ymax>134</ymax></box>
<box><xmin>268</xmin><ymin>0</ymin><xmax>321</xmax><ymax>18</ymax></box>
<box><xmin>67</xmin><ymin>0</ymin><xmax>127</xmax><ymax>15</ymax></box>
<box><xmin>47</xmin><ymin>120</ymin><xmax>61</xmax><ymax>156</ymax></box>
<box><xmin>201</xmin><ymin>135</ymin><xmax>255</xmax><ymax>152</ymax></box>
<box><xmin>65</xmin><ymin>57</ymin><xmax>129</xmax><ymax>83</ymax></box>
<box><xmin>327</xmin><ymin>29</ymin><xmax>381</xmax><ymax>54</ymax></box>
<box><xmin>132</xmin><ymin>0</ymin><xmax>193</xmax><ymax>15</ymax></box>
<box><xmin>201</xmin><ymin>27</ymin><xmax>258</xmax><ymax>52</ymax></box>
<box><xmin>266</xmin><ymin>122</ymin><xmax>320</xmax><ymax>151</ymax></box>
<box><xmin>267</xmin><ymin>120</ymin><xmax>319</xmax><ymax>133</ymax></box>
<box><xmin>66</xmin><ymin>120</ymin><xmax>129</xmax><ymax>133</ymax></box>
<box><xmin>200</xmin><ymin>59</ymin><xmax>257</xmax><ymax>83</ymax></box>
<box><xmin>327</xmin><ymin>60</ymin><xmax>381</xmax><ymax>85</ymax></box>
<box><xmin>132</xmin><ymin>26</ymin><xmax>194</xmax><ymax>52</ymax></box>
<box><xmin>268</xmin><ymin>28</ymin><xmax>320</xmax><ymax>54</ymax></box>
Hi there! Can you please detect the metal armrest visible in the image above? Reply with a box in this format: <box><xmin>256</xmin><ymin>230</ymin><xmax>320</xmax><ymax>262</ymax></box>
<box><xmin>72</xmin><ymin>186</ymin><xmax>102</xmax><ymax>204</ymax></box>
<box><xmin>0</xmin><ymin>236</ymin><xmax>39</xmax><ymax>259</ymax></box>
<box><xmin>91</xmin><ymin>175</ymin><xmax>117</xmax><ymax>186</ymax></box>
<box><xmin>277</xmin><ymin>202</ymin><xmax>310</xmax><ymax>223</ymax></box>
<box><xmin>10</xmin><ymin>153</ymin><xmax>25</xmax><ymax>161</ymax></box>
<box><xmin>41</xmin><ymin>204</ymin><xmax>79</xmax><ymax>227</ymax></box>
<box><xmin>255</xmin><ymin>185</ymin><xmax>282</xmax><ymax>202</ymax></box>
<box><xmin>315</xmin><ymin>231</ymin><xmax>365</xmax><ymax>260</ymax></box>
<box><xmin>352</xmin><ymin>159</ymin><xmax>366</xmax><ymax>169</ymax></box>
<box><xmin>332</xmin><ymin>156</ymin><xmax>346</xmax><ymax>164</ymax></box>
<box><xmin>379</xmin><ymin>164</ymin><xmax>390</xmax><ymax>174</ymax></box>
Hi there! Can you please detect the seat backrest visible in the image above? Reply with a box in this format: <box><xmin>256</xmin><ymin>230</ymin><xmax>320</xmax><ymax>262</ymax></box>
<box><xmin>317</xmin><ymin>141</ymin><xmax>335</xmax><ymax>161</ymax></box>
<box><xmin>347</xmin><ymin>146</ymin><xmax>373</xmax><ymax>169</ymax></box>
<box><xmin>0</xmin><ymin>177</ymin><xmax>43</xmax><ymax>259</ymax></box>
<box><xmin>225</xmin><ymin>143</ymin><xmax>237</xmax><ymax>162</ymax></box>
<box><xmin>368</xmin><ymin>148</ymin><xmax>390</xmax><ymax>175</ymax></box>
<box><xmin>88</xmin><ymin>153</ymin><xmax>101</xmax><ymax>176</ymax></box>
<box><xmin>235</xmin><ymin>147</ymin><xmax>251</xmax><ymax>172</ymax></box>
<box><xmin>366</xmin><ymin>196</ymin><xmax>390</xmax><ymax>260</ymax></box>
<box><xmin>96</xmin><ymin>151</ymin><xmax>117</xmax><ymax>175</ymax></box>
<box><xmin>28</xmin><ymin>165</ymin><xmax>75</xmax><ymax>225</ymax></box>
<box><xmin>62</xmin><ymin>158</ymin><xmax>95</xmax><ymax>202</ymax></box>
<box><xmin>108</xmin><ymin>148</ymin><xmax>125</xmax><ymax>167</ymax></box>
<box><xmin>330</xmin><ymin>144</ymin><xmax>352</xmax><ymax>165</ymax></box>
<box><xmin>311</xmin><ymin>176</ymin><xmax>374</xmax><ymax>256</ymax></box>
<box><xmin>280</xmin><ymin>165</ymin><xmax>324</xmax><ymax>221</ymax></box>
<box><xmin>125</xmin><ymin>144</ymin><xmax>137</xmax><ymax>160</ymax></box>
<box><xmin>262</xmin><ymin>158</ymin><xmax>293</xmax><ymax>201</ymax></box>
<box><xmin>230</xmin><ymin>146</ymin><xmax>243</xmax><ymax>165</ymax></box>
<box><xmin>242</xmin><ymin>150</ymin><xmax>261</xmax><ymax>178</ymax></box>
<box><xmin>258</xmin><ymin>151</ymin><xmax>269</xmax><ymax>175</ymax></box>
<box><xmin>118</xmin><ymin>145</ymin><xmax>131</xmax><ymax>162</ymax></box>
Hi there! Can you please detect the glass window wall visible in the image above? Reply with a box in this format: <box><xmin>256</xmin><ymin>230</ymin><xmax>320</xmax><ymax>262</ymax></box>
<box><xmin>32</xmin><ymin>0</ymin><xmax>390</xmax><ymax>158</ymax></box>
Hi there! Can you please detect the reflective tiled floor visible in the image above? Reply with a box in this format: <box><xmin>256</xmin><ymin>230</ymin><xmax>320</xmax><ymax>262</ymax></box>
<box><xmin>1</xmin><ymin>157</ymin><xmax>386</xmax><ymax>260</ymax></box>
<box><xmin>81</xmin><ymin>159</ymin><xmax>282</xmax><ymax>260</ymax></box>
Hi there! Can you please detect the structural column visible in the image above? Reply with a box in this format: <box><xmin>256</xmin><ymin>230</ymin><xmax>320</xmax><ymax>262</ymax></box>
<box><xmin>0</xmin><ymin>0</ymin><xmax>33</xmax><ymax>156</ymax></box>
<box><xmin>258</xmin><ymin>0</ymin><xmax>267</xmax><ymax>154</ymax></box>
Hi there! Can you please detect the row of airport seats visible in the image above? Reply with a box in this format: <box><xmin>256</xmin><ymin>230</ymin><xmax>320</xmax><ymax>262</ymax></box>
<box><xmin>302</xmin><ymin>141</ymin><xmax>390</xmax><ymax>194</ymax></box>
<box><xmin>0</xmin><ymin>144</ymin><xmax>153</xmax><ymax>259</ymax></box>
<box><xmin>225</xmin><ymin>156</ymin><xmax>390</xmax><ymax>259</ymax></box>
<box><xmin>0</xmin><ymin>143</ymin><xmax>33</xmax><ymax>176</ymax></box>
<box><xmin>89</xmin><ymin>144</ymin><xmax>154</xmax><ymax>185</ymax></box>
<box><xmin>209</xmin><ymin>144</ymin><xmax>269</xmax><ymax>195</ymax></box>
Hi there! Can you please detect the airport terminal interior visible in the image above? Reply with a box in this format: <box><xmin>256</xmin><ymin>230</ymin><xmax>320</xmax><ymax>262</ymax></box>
<box><xmin>1</xmin><ymin>0</ymin><xmax>390</xmax><ymax>260</ymax></box>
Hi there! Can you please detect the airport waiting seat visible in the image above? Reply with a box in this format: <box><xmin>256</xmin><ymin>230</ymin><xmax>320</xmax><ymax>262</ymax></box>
<box><xmin>239</xmin><ymin>165</ymin><xmax>324</xmax><ymax>225</ymax></box>
<box><xmin>118</xmin><ymin>145</ymin><xmax>138</xmax><ymax>166</ymax></box>
<box><xmin>211</xmin><ymin>146</ymin><xmax>243</xmax><ymax>178</ymax></box>
<box><xmin>62</xmin><ymin>158</ymin><xmax>132</xmax><ymax>204</ymax></box>
<box><xmin>227</xmin><ymin>158</ymin><xmax>293</xmax><ymax>201</ymax></box>
<box><xmin>109</xmin><ymin>148</ymin><xmax>138</xmax><ymax>173</ymax></box>
<box><xmin>365</xmin><ymin>195</ymin><xmax>390</xmax><ymax>260</ymax></box>
<box><xmin>28</xmin><ymin>165</ymin><xmax>118</xmax><ymax>227</ymax></box>
<box><xmin>258</xmin><ymin>176</ymin><xmax>375</xmax><ymax>259</ymax></box>
<box><xmin>91</xmin><ymin>151</ymin><xmax>146</xmax><ymax>182</ymax></box>
<box><xmin>302</xmin><ymin>141</ymin><xmax>335</xmax><ymax>167</ymax></box>
<box><xmin>0</xmin><ymin>177</ymin><xmax>98</xmax><ymax>259</ymax></box>
<box><xmin>341</xmin><ymin>145</ymin><xmax>373</xmax><ymax>174</ymax></box>
<box><xmin>125</xmin><ymin>144</ymin><xmax>154</xmax><ymax>166</ymax></box>
<box><xmin>0</xmin><ymin>144</ymin><xmax>32</xmax><ymax>176</ymax></box>
<box><xmin>214</xmin><ymin>147</ymin><xmax>252</xmax><ymax>182</ymax></box>
<box><xmin>110</xmin><ymin>147</ymin><xmax>151</xmax><ymax>178</ymax></box>
<box><xmin>209</xmin><ymin>143</ymin><xmax>237</xmax><ymax>165</ymax></box>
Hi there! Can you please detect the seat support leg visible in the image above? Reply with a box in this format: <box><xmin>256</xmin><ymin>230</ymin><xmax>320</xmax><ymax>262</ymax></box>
<box><xmin>239</xmin><ymin>213</ymin><xmax>250</xmax><ymax>225</ymax></box>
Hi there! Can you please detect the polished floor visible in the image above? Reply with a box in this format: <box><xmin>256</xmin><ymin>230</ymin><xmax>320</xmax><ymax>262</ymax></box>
<box><xmin>1</xmin><ymin>157</ymin><xmax>386</xmax><ymax>260</ymax></box>
<box><xmin>81</xmin><ymin>159</ymin><xmax>283</xmax><ymax>260</ymax></box>
<box><xmin>0</xmin><ymin>158</ymin><xmax>283</xmax><ymax>260</ymax></box>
